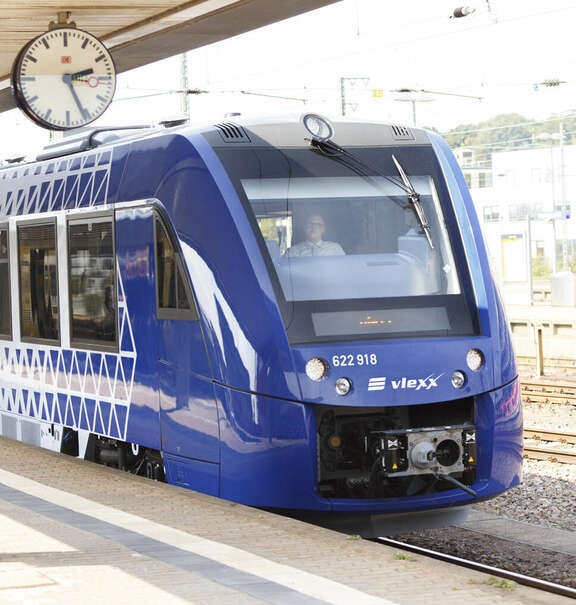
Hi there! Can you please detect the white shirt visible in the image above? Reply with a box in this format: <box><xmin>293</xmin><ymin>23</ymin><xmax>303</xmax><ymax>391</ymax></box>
<box><xmin>284</xmin><ymin>239</ymin><xmax>345</xmax><ymax>257</ymax></box>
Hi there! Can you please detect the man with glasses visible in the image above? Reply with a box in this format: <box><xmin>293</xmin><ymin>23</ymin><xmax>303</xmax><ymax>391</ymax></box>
<box><xmin>285</xmin><ymin>214</ymin><xmax>345</xmax><ymax>257</ymax></box>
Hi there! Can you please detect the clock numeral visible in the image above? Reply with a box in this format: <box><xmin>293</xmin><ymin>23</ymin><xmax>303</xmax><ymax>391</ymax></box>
<box><xmin>42</xmin><ymin>39</ymin><xmax>50</xmax><ymax>50</ymax></box>
<box><xmin>95</xmin><ymin>54</ymin><xmax>105</xmax><ymax>63</ymax></box>
<box><xmin>63</xmin><ymin>32</ymin><xmax>68</xmax><ymax>47</ymax></box>
<box><xmin>25</xmin><ymin>55</ymin><xmax>37</xmax><ymax>63</ymax></box>
<box><xmin>82</xmin><ymin>38</ymin><xmax>89</xmax><ymax>49</ymax></box>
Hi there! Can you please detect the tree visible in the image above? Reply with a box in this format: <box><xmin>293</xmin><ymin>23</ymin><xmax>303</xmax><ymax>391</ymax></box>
<box><xmin>443</xmin><ymin>111</ymin><xmax>576</xmax><ymax>165</ymax></box>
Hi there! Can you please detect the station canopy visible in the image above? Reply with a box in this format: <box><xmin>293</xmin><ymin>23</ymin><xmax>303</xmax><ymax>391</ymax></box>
<box><xmin>0</xmin><ymin>0</ymin><xmax>339</xmax><ymax>113</ymax></box>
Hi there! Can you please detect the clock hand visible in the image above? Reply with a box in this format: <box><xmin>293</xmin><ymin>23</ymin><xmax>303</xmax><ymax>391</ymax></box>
<box><xmin>71</xmin><ymin>68</ymin><xmax>94</xmax><ymax>79</ymax></box>
<box><xmin>62</xmin><ymin>74</ymin><xmax>90</xmax><ymax>120</ymax></box>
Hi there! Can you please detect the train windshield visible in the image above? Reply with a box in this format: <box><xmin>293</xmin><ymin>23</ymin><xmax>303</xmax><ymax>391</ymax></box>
<box><xmin>216</xmin><ymin>145</ymin><xmax>477</xmax><ymax>344</ymax></box>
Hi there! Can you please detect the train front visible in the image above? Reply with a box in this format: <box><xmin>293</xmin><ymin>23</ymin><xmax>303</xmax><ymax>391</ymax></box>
<box><xmin>199</xmin><ymin>115</ymin><xmax>522</xmax><ymax>534</ymax></box>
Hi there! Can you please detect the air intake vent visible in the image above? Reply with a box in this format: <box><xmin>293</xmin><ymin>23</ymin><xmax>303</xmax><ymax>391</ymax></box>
<box><xmin>214</xmin><ymin>122</ymin><xmax>251</xmax><ymax>143</ymax></box>
<box><xmin>390</xmin><ymin>124</ymin><xmax>415</xmax><ymax>140</ymax></box>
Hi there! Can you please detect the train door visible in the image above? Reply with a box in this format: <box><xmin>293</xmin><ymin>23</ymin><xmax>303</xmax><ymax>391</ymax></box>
<box><xmin>153</xmin><ymin>213</ymin><xmax>220</xmax><ymax>474</ymax></box>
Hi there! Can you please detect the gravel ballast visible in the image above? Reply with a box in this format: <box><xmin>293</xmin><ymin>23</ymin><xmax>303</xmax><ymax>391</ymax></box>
<box><xmin>395</xmin><ymin>456</ymin><xmax>576</xmax><ymax>588</ymax></box>
<box><xmin>396</xmin><ymin>391</ymin><xmax>576</xmax><ymax>589</ymax></box>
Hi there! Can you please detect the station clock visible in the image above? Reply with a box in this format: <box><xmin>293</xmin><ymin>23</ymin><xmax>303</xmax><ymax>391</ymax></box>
<box><xmin>11</xmin><ymin>27</ymin><xmax>117</xmax><ymax>131</ymax></box>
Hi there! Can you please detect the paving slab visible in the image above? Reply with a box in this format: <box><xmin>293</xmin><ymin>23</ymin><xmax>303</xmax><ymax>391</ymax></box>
<box><xmin>0</xmin><ymin>436</ymin><xmax>571</xmax><ymax>605</ymax></box>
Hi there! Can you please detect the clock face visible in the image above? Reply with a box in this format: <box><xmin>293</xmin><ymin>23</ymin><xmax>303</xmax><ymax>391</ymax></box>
<box><xmin>11</xmin><ymin>28</ymin><xmax>117</xmax><ymax>131</ymax></box>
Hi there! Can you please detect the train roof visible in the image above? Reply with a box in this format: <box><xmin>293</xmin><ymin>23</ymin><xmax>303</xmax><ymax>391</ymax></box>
<box><xmin>201</xmin><ymin>115</ymin><xmax>432</xmax><ymax>149</ymax></box>
<box><xmin>0</xmin><ymin>114</ymin><xmax>432</xmax><ymax>170</ymax></box>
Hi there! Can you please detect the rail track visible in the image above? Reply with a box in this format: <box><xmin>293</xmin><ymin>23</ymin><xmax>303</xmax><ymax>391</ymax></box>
<box><xmin>521</xmin><ymin>379</ymin><xmax>576</xmax><ymax>405</ymax></box>
<box><xmin>375</xmin><ymin>537</ymin><xmax>576</xmax><ymax>599</ymax></box>
<box><xmin>523</xmin><ymin>427</ymin><xmax>576</xmax><ymax>464</ymax></box>
<box><xmin>517</xmin><ymin>355</ymin><xmax>576</xmax><ymax>373</ymax></box>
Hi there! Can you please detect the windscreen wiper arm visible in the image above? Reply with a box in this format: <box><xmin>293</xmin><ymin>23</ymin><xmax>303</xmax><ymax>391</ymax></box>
<box><xmin>309</xmin><ymin>139</ymin><xmax>435</xmax><ymax>249</ymax></box>
<box><xmin>309</xmin><ymin>138</ymin><xmax>412</xmax><ymax>210</ymax></box>
<box><xmin>392</xmin><ymin>154</ymin><xmax>434</xmax><ymax>249</ymax></box>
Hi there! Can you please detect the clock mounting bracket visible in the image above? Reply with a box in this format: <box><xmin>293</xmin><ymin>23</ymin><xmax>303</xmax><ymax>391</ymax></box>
<box><xmin>49</xmin><ymin>11</ymin><xmax>77</xmax><ymax>31</ymax></box>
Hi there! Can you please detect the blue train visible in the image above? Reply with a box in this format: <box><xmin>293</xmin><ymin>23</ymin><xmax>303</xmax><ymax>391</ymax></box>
<box><xmin>0</xmin><ymin>114</ymin><xmax>522</xmax><ymax>535</ymax></box>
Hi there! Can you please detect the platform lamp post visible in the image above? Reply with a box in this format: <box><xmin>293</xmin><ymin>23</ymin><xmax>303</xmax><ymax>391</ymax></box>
<box><xmin>527</xmin><ymin>214</ymin><xmax>533</xmax><ymax>306</ymax></box>
<box><xmin>451</xmin><ymin>1</ymin><xmax>496</xmax><ymax>21</ymax></box>
<box><xmin>536</xmin><ymin>128</ymin><xmax>566</xmax><ymax>271</ymax></box>
<box><xmin>391</xmin><ymin>89</ymin><xmax>433</xmax><ymax>127</ymax></box>
<box><xmin>180</xmin><ymin>52</ymin><xmax>190</xmax><ymax>120</ymax></box>
<box><xmin>387</xmin><ymin>88</ymin><xmax>483</xmax><ymax>128</ymax></box>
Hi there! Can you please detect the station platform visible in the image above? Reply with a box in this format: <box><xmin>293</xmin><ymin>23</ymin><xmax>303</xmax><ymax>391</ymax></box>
<box><xmin>505</xmin><ymin>304</ymin><xmax>576</xmax><ymax>359</ymax></box>
<box><xmin>507</xmin><ymin>304</ymin><xmax>576</xmax><ymax>324</ymax></box>
<box><xmin>0</xmin><ymin>436</ymin><xmax>570</xmax><ymax>605</ymax></box>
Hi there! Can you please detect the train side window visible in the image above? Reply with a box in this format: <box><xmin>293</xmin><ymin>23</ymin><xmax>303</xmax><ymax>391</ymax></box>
<box><xmin>68</xmin><ymin>217</ymin><xmax>117</xmax><ymax>350</ymax></box>
<box><xmin>156</xmin><ymin>218</ymin><xmax>177</xmax><ymax>310</ymax></box>
<box><xmin>155</xmin><ymin>217</ymin><xmax>198</xmax><ymax>320</ymax></box>
<box><xmin>18</xmin><ymin>221</ymin><xmax>59</xmax><ymax>343</ymax></box>
<box><xmin>0</xmin><ymin>226</ymin><xmax>11</xmax><ymax>339</ymax></box>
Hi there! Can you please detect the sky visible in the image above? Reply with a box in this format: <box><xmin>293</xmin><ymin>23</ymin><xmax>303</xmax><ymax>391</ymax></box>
<box><xmin>3</xmin><ymin>0</ymin><xmax>576</xmax><ymax>159</ymax></box>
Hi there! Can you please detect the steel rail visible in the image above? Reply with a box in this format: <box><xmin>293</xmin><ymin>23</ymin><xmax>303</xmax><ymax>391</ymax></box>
<box><xmin>523</xmin><ymin>446</ymin><xmax>576</xmax><ymax>464</ymax></box>
<box><xmin>374</xmin><ymin>537</ymin><xmax>576</xmax><ymax>599</ymax></box>
<box><xmin>521</xmin><ymin>380</ymin><xmax>576</xmax><ymax>393</ymax></box>
<box><xmin>520</xmin><ymin>380</ymin><xmax>576</xmax><ymax>404</ymax></box>
<box><xmin>518</xmin><ymin>355</ymin><xmax>576</xmax><ymax>371</ymax></box>
<box><xmin>522</xmin><ymin>389</ymin><xmax>576</xmax><ymax>397</ymax></box>
<box><xmin>516</xmin><ymin>359</ymin><xmax>576</xmax><ymax>376</ymax></box>
<box><xmin>521</xmin><ymin>392</ymin><xmax>576</xmax><ymax>404</ymax></box>
<box><xmin>524</xmin><ymin>427</ymin><xmax>576</xmax><ymax>444</ymax></box>
<box><xmin>523</xmin><ymin>427</ymin><xmax>576</xmax><ymax>463</ymax></box>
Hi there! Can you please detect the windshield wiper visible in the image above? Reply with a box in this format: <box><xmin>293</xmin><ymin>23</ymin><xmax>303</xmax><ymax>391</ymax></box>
<box><xmin>309</xmin><ymin>138</ymin><xmax>411</xmax><ymax>210</ymax></box>
<box><xmin>392</xmin><ymin>154</ymin><xmax>434</xmax><ymax>249</ymax></box>
<box><xmin>309</xmin><ymin>138</ymin><xmax>434</xmax><ymax>248</ymax></box>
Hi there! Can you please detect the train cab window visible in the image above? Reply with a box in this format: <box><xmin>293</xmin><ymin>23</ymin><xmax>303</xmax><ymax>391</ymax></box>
<box><xmin>18</xmin><ymin>222</ymin><xmax>59</xmax><ymax>343</ymax></box>
<box><xmin>0</xmin><ymin>226</ymin><xmax>11</xmax><ymax>338</ymax></box>
<box><xmin>68</xmin><ymin>217</ymin><xmax>117</xmax><ymax>349</ymax></box>
<box><xmin>155</xmin><ymin>217</ymin><xmax>197</xmax><ymax>320</ymax></box>
<box><xmin>215</xmin><ymin>145</ymin><xmax>478</xmax><ymax>343</ymax></box>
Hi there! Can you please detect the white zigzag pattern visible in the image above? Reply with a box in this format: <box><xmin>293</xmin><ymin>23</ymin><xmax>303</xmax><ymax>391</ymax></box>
<box><xmin>0</xmin><ymin>264</ymin><xmax>137</xmax><ymax>441</ymax></box>
<box><xmin>0</xmin><ymin>149</ymin><xmax>138</xmax><ymax>440</ymax></box>
<box><xmin>0</xmin><ymin>150</ymin><xmax>112</xmax><ymax>216</ymax></box>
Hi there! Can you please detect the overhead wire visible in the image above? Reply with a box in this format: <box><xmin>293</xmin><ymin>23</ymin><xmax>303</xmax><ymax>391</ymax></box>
<box><xmin>441</xmin><ymin>112</ymin><xmax>576</xmax><ymax>137</ymax></box>
<box><xmin>205</xmin><ymin>4</ymin><xmax>576</xmax><ymax>86</ymax></box>
<box><xmin>446</xmin><ymin>135</ymin><xmax>575</xmax><ymax>151</ymax></box>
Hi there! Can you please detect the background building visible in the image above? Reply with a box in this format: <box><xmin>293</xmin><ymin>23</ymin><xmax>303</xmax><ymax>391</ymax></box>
<box><xmin>464</xmin><ymin>144</ymin><xmax>576</xmax><ymax>304</ymax></box>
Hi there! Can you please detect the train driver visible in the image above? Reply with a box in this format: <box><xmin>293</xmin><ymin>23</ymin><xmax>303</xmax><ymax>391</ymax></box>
<box><xmin>284</xmin><ymin>214</ymin><xmax>345</xmax><ymax>257</ymax></box>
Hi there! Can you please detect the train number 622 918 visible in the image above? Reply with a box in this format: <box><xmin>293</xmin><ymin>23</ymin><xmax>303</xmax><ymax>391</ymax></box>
<box><xmin>332</xmin><ymin>353</ymin><xmax>377</xmax><ymax>367</ymax></box>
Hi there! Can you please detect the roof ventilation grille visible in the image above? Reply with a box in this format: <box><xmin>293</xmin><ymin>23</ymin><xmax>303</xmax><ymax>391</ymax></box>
<box><xmin>390</xmin><ymin>124</ymin><xmax>415</xmax><ymax>140</ymax></box>
<box><xmin>214</xmin><ymin>122</ymin><xmax>251</xmax><ymax>143</ymax></box>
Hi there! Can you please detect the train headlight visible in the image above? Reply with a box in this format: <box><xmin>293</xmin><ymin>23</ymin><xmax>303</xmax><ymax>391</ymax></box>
<box><xmin>466</xmin><ymin>349</ymin><xmax>484</xmax><ymax>371</ymax></box>
<box><xmin>301</xmin><ymin>113</ymin><xmax>334</xmax><ymax>141</ymax></box>
<box><xmin>306</xmin><ymin>357</ymin><xmax>329</xmax><ymax>381</ymax></box>
<box><xmin>335</xmin><ymin>377</ymin><xmax>352</xmax><ymax>396</ymax></box>
<box><xmin>451</xmin><ymin>370</ymin><xmax>466</xmax><ymax>389</ymax></box>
